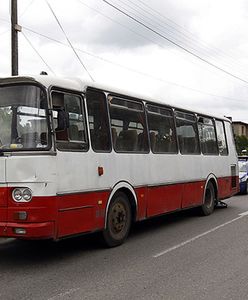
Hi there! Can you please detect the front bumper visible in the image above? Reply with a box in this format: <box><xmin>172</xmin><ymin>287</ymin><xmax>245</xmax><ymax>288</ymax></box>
<box><xmin>0</xmin><ymin>221</ymin><xmax>55</xmax><ymax>239</ymax></box>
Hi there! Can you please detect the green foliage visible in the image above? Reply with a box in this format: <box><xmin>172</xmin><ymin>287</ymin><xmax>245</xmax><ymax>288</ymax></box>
<box><xmin>235</xmin><ymin>135</ymin><xmax>248</xmax><ymax>155</ymax></box>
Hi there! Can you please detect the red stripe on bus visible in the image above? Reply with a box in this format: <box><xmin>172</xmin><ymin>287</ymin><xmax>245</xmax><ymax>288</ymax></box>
<box><xmin>0</xmin><ymin>176</ymin><xmax>239</xmax><ymax>239</ymax></box>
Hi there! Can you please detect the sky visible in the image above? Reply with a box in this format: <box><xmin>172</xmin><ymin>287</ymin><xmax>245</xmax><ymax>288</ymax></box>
<box><xmin>1</xmin><ymin>0</ymin><xmax>248</xmax><ymax>122</ymax></box>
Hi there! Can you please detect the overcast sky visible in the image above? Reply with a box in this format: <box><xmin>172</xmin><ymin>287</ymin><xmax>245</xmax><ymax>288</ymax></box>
<box><xmin>1</xmin><ymin>0</ymin><xmax>248</xmax><ymax>121</ymax></box>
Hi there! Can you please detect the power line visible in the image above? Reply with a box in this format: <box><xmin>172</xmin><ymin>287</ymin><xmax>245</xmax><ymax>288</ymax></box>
<box><xmin>135</xmin><ymin>0</ymin><xmax>244</xmax><ymax>64</ymax></box>
<box><xmin>124</xmin><ymin>0</ymin><xmax>248</xmax><ymax>77</ymax></box>
<box><xmin>19</xmin><ymin>0</ymin><xmax>34</xmax><ymax>18</ymax></box>
<box><xmin>78</xmin><ymin>0</ymin><xmax>248</xmax><ymax>89</ymax></box>
<box><xmin>101</xmin><ymin>0</ymin><xmax>248</xmax><ymax>85</ymax></box>
<box><xmin>20</xmin><ymin>25</ymin><xmax>248</xmax><ymax>104</ymax></box>
<box><xmin>108</xmin><ymin>0</ymin><xmax>248</xmax><ymax>79</ymax></box>
<box><xmin>3</xmin><ymin>2</ymin><xmax>246</xmax><ymax>104</ymax></box>
<box><xmin>78</xmin><ymin>0</ymin><xmax>164</xmax><ymax>50</ymax></box>
<box><xmin>45</xmin><ymin>0</ymin><xmax>94</xmax><ymax>82</ymax></box>
<box><xmin>21</xmin><ymin>31</ymin><xmax>56</xmax><ymax>75</ymax></box>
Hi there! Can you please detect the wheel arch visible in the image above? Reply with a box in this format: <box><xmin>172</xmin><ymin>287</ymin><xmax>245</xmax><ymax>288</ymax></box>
<box><xmin>104</xmin><ymin>181</ymin><xmax>138</xmax><ymax>229</ymax></box>
<box><xmin>204</xmin><ymin>174</ymin><xmax>218</xmax><ymax>204</ymax></box>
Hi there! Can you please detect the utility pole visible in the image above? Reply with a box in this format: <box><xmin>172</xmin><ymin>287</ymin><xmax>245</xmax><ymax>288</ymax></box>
<box><xmin>11</xmin><ymin>0</ymin><xmax>21</xmax><ymax>75</ymax></box>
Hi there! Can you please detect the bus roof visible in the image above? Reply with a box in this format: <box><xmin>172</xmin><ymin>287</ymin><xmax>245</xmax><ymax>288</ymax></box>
<box><xmin>0</xmin><ymin>75</ymin><xmax>231</xmax><ymax>122</ymax></box>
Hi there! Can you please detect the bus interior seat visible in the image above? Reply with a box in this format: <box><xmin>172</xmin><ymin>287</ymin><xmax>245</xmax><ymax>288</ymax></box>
<box><xmin>155</xmin><ymin>135</ymin><xmax>169</xmax><ymax>152</ymax></box>
<box><xmin>184</xmin><ymin>137</ymin><xmax>197</xmax><ymax>153</ymax></box>
<box><xmin>205</xmin><ymin>140</ymin><xmax>217</xmax><ymax>153</ymax></box>
<box><xmin>40</xmin><ymin>132</ymin><xmax>47</xmax><ymax>145</ymax></box>
<box><xmin>138</xmin><ymin>131</ymin><xmax>147</xmax><ymax>151</ymax></box>
<box><xmin>90</xmin><ymin>129</ymin><xmax>109</xmax><ymax>150</ymax></box>
<box><xmin>116</xmin><ymin>130</ymin><xmax>138</xmax><ymax>151</ymax></box>
<box><xmin>55</xmin><ymin>129</ymin><xmax>68</xmax><ymax>141</ymax></box>
<box><xmin>78</xmin><ymin>130</ymin><xmax>85</xmax><ymax>141</ymax></box>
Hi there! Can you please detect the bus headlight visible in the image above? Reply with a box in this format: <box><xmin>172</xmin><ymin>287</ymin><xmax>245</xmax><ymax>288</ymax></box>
<box><xmin>12</xmin><ymin>188</ymin><xmax>33</xmax><ymax>202</ymax></box>
<box><xmin>23</xmin><ymin>189</ymin><xmax>32</xmax><ymax>201</ymax></box>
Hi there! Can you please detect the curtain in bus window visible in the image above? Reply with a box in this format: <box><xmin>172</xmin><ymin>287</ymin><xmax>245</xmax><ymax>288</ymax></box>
<box><xmin>86</xmin><ymin>89</ymin><xmax>111</xmax><ymax>152</ymax></box>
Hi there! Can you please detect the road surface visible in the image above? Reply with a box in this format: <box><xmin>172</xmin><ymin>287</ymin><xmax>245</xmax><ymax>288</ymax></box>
<box><xmin>1</xmin><ymin>194</ymin><xmax>248</xmax><ymax>300</ymax></box>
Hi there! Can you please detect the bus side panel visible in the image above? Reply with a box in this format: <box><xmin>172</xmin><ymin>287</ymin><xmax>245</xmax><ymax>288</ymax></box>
<box><xmin>57</xmin><ymin>191</ymin><xmax>110</xmax><ymax>238</ymax></box>
<box><xmin>135</xmin><ymin>187</ymin><xmax>147</xmax><ymax>221</ymax></box>
<box><xmin>217</xmin><ymin>177</ymin><xmax>230</xmax><ymax>199</ymax></box>
<box><xmin>181</xmin><ymin>181</ymin><xmax>205</xmax><ymax>208</ymax></box>
<box><xmin>146</xmin><ymin>184</ymin><xmax>183</xmax><ymax>217</ymax></box>
<box><xmin>218</xmin><ymin>176</ymin><xmax>239</xmax><ymax>199</ymax></box>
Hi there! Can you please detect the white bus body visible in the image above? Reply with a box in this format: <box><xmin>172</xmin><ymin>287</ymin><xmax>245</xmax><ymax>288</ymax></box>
<box><xmin>0</xmin><ymin>76</ymin><xmax>238</xmax><ymax>246</ymax></box>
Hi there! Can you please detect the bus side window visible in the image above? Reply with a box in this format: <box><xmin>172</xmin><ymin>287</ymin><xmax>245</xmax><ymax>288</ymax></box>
<box><xmin>86</xmin><ymin>89</ymin><xmax>111</xmax><ymax>152</ymax></box>
<box><xmin>108</xmin><ymin>96</ymin><xmax>149</xmax><ymax>153</ymax></box>
<box><xmin>146</xmin><ymin>104</ymin><xmax>177</xmax><ymax>154</ymax></box>
<box><xmin>198</xmin><ymin>116</ymin><xmax>218</xmax><ymax>155</ymax></box>
<box><xmin>215</xmin><ymin>120</ymin><xmax>228</xmax><ymax>155</ymax></box>
<box><xmin>52</xmin><ymin>91</ymin><xmax>88</xmax><ymax>151</ymax></box>
<box><xmin>175</xmin><ymin>111</ymin><xmax>200</xmax><ymax>155</ymax></box>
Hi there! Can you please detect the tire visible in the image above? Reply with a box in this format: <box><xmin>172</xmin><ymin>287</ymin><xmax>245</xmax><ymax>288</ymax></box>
<box><xmin>103</xmin><ymin>192</ymin><xmax>132</xmax><ymax>247</ymax></box>
<box><xmin>200</xmin><ymin>181</ymin><xmax>215</xmax><ymax>216</ymax></box>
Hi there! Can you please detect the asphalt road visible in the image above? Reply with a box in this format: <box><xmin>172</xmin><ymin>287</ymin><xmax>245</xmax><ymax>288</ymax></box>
<box><xmin>1</xmin><ymin>194</ymin><xmax>248</xmax><ymax>300</ymax></box>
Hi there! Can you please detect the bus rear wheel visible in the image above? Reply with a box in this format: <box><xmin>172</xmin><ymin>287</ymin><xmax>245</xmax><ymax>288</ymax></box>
<box><xmin>103</xmin><ymin>192</ymin><xmax>131</xmax><ymax>247</ymax></box>
<box><xmin>200</xmin><ymin>181</ymin><xmax>215</xmax><ymax>216</ymax></box>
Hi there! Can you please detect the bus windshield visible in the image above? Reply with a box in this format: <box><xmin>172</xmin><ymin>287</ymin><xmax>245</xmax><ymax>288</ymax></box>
<box><xmin>0</xmin><ymin>84</ymin><xmax>50</xmax><ymax>151</ymax></box>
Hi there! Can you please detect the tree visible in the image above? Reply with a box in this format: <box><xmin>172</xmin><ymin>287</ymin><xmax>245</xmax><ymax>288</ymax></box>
<box><xmin>235</xmin><ymin>135</ymin><xmax>248</xmax><ymax>155</ymax></box>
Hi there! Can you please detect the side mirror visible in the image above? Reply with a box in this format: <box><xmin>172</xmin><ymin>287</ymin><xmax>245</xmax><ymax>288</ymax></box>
<box><xmin>56</xmin><ymin>109</ymin><xmax>69</xmax><ymax>131</ymax></box>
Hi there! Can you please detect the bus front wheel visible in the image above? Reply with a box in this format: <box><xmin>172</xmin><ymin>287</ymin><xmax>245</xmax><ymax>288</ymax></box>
<box><xmin>200</xmin><ymin>181</ymin><xmax>215</xmax><ymax>216</ymax></box>
<box><xmin>103</xmin><ymin>192</ymin><xmax>131</xmax><ymax>247</ymax></box>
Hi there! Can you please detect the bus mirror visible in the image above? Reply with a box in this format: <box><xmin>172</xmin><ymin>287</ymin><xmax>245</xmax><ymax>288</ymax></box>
<box><xmin>56</xmin><ymin>109</ymin><xmax>69</xmax><ymax>131</ymax></box>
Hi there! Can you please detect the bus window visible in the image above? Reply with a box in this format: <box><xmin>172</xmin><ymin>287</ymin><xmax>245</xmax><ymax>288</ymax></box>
<box><xmin>0</xmin><ymin>84</ymin><xmax>50</xmax><ymax>151</ymax></box>
<box><xmin>175</xmin><ymin>111</ymin><xmax>200</xmax><ymax>154</ymax></box>
<box><xmin>215</xmin><ymin>120</ymin><xmax>228</xmax><ymax>155</ymax></box>
<box><xmin>146</xmin><ymin>104</ymin><xmax>177</xmax><ymax>153</ymax></box>
<box><xmin>108</xmin><ymin>96</ymin><xmax>149</xmax><ymax>153</ymax></box>
<box><xmin>86</xmin><ymin>89</ymin><xmax>111</xmax><ymax>152</ymax></box>
<box><xmin>198</xmin><ymin>116</ymin><xmax>218</xmax><ymax>155</ymax></box>
<box><xmin>109</xmin><ymin>96</ymin><xmax>149</xmax><ymax>153</ymax></box>
<box><xmin>52</xmin><ymin>91</ymin><xmax>88</xmax><ymax>151</ymax></box>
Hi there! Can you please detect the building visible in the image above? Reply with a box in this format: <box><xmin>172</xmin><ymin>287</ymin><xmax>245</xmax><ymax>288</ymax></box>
<box><xmin>232</xmin><ymin>121</ymin><xmax>248</xmax><ymax>137</ymax></box>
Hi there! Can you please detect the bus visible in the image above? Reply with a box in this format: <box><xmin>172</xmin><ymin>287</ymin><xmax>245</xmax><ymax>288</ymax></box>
<box><xmin>0</xmin><ymin>75</ymin><xmax>238</xmax><ymax>247</ymax></box>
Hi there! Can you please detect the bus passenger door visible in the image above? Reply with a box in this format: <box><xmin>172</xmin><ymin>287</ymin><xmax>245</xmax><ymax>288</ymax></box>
<box><xmin>51</xmin><ymin>90</ymin><xmax>99</xmax><ymax>237</ymax></box>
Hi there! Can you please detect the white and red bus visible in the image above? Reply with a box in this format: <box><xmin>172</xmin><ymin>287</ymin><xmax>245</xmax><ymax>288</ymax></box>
<box><xmin>0</xmin><ymin>75</ymin><xmax>238</xmax><ymax>246</ymax></box>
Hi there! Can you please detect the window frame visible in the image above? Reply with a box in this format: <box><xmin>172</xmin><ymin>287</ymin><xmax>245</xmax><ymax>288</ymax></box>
<box><xmin>146</xmin><ymin>103</ymin><xmax>178</xmax><ymax>154</ymax></box>
<box><xmin>215</xmin><ymin>119</ymin><xmax>229</xmax><ymax>156</ymax></box>
<box><xmin>86</xmin><ymin>88</ymin><xmax>112</xmax><ymax>153</ymax></box>
<box><xmin>108</xmin><ymin>94</ymin><xmax>149</xmax><ymax>154</ymax></box>
<box><xmin>197</xmin><ymin>115</ymin><xmax>219</xmax><ymax>156</ymax></box>
<box><xmin>50</xmin><ymin>88</ymin><xmax>89</xmax><ymax>153</ymax></box>
<box><xmin>175</xmin><ymin>110</ymin><xmax>201</xmax><ymax>155</ymax></box>
<box><xmin>0</xmin><ymin>82</ymin><xmax>52</xmax><ymax>153</ymax></box>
